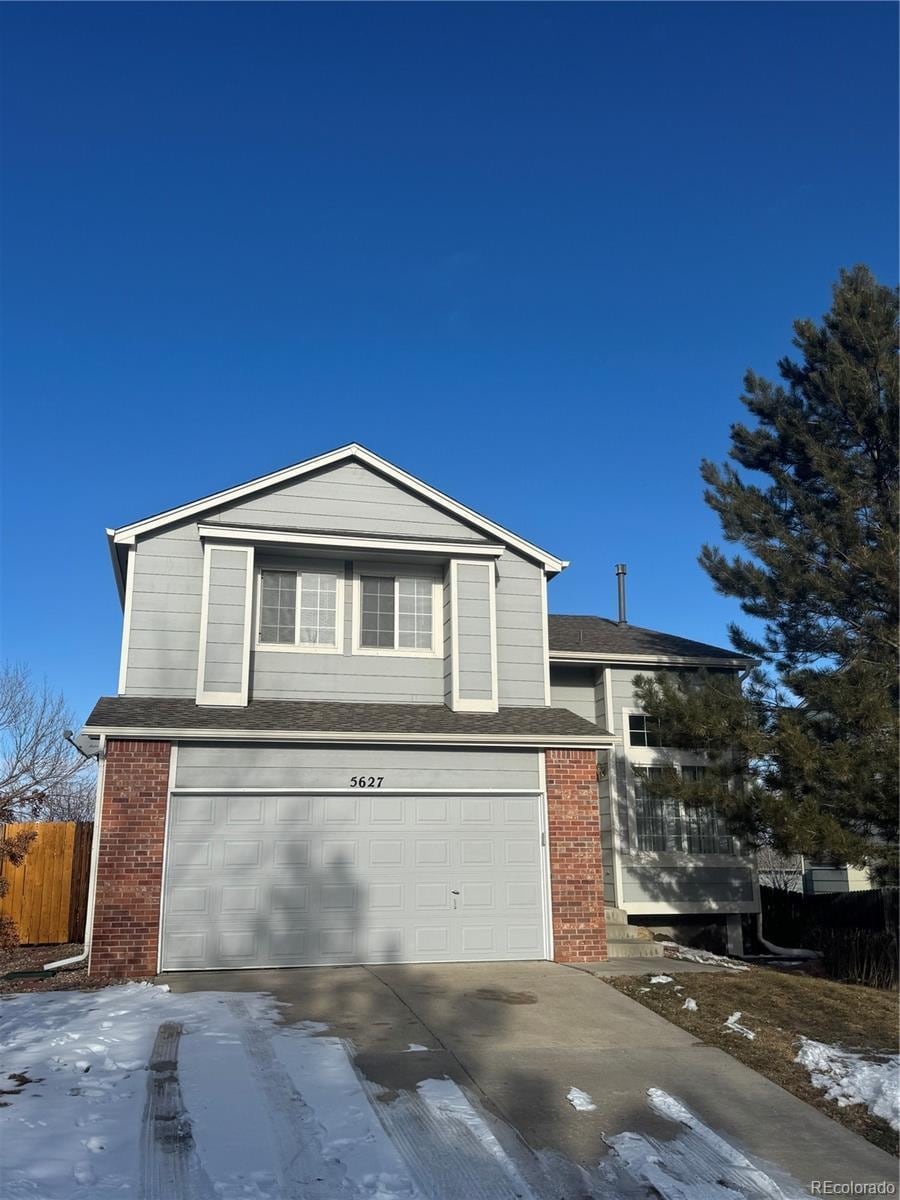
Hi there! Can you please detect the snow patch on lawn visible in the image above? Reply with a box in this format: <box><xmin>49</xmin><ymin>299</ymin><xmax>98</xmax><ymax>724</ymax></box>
<box><xmin>567</xmin><ymin>1087</ymin><xmax>596</xmax><ymax>1112</ymax></box>
<box><xmin>661</xmin><ymin>942</ymin><xmax>749</xmax><ymax>970</ymax></box>
<box><xmin>649</xmin><ymin>975</ymin><xmax>673</xmax><ymax>984</ymax></box>
<box><xmin>682</xmin><ymin>997</ymin><xmax>698</xmax><ymax>1012</ymax></box>
<box><xmin>795</xmin><ymin>1038</ymin><xmax>900</xmax><ymax>1132</ymax></box>
<box><xmin>724</xmin><ymin>1011</ymin><xmax>756</xmax><ymax>1040</ymax></box>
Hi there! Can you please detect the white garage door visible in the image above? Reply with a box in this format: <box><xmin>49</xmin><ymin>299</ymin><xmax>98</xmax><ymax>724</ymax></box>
<box><xmin>160</xmin><ymin>792</ymin><xmax>548</xmax><ymax>970</ymax></box>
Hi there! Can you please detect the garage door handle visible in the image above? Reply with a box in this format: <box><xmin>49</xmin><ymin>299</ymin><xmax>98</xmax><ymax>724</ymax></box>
<box><xmin>450</xmin><ymin>890</ymin><xmax>460</xmax><ymax>895</ymax></box>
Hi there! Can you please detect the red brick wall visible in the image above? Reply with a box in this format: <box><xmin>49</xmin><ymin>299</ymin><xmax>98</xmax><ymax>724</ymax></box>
<box><xmin>90</xmin><ymin>739</ymin><xmax>171</xmax><ymax>978</ymax></box>
<box><xmin>545</xmin><ymin>748</ymin><xmax>607</xmax><ymax>963</ymax></box>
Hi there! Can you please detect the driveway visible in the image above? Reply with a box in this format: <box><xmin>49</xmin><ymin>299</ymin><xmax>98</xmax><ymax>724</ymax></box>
<box><xmin>164</xmin><ymin>960</ymin><xmax>896</xmax><ymax>1193</ymax></box>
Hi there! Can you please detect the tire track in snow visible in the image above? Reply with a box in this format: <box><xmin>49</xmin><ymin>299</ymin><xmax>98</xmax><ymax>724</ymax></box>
<box><xmin>225</xmin><ymin>998</ymin><xmax>358</xmax><ymax>1200</ymax></box>
<box><xmin>139</xmin><ymin>1022</ymin><xmax>216</xmax><ymax>1200</ymax></box>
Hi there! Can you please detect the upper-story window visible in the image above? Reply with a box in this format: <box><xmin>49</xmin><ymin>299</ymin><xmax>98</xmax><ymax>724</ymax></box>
<box><xmin>359</xmin><ymin>574</ymin><xmax>434</xmax><ymax>652</ymax></box>
<box><xmin>628</xmin><ymin>713</ymin><xmax>664</xmax><ymax>747</ymax></box>
<box><xmin>258</xmin><ymin>569</ymin><xmax>340</xmax><ymax>649</ymax></box>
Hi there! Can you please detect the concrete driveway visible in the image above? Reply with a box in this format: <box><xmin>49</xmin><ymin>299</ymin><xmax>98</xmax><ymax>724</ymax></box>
<box><xmin>164</xmin><ymin>961</ymin><xmax>895</xmax><ymax>1192</ymax></box>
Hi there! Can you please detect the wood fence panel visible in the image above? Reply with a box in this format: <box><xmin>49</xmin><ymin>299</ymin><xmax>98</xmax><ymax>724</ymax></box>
<box><xmin>0</xmin><ymin>822</ymin><xmax>94</xmax><ymax>944</ymax></box>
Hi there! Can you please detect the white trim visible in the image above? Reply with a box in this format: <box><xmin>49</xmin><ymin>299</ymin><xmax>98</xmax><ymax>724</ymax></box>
<box><xmin>117</xmin><ymin>545</ymin><xmax>136</xmax><ymax>695</ymax></box>
<box><xmin>538</xmin><ymin>752</ymin><xmax>554</xmax><ymax>961</ymax></box>
<box><xmin>239</xmin><ymin>547</ymin><xmax>254</xmax><ymax>703</ymax></box>
<box><xmin>196</xmin><ymin>545</ymin><xmax>254</xmax><ymax>707</ymax></box>
<box><xmin>255</xmin><ymin>564</ymin><xmax>344</xmax><ymax>655</ymax></box>
<box><xmin>449</xmin><ymin>559</ymin><xmax>499</xmax><ymax>713</ymax></box>
<box><xmin>351</xmin><ymin>565</ymin><xmax>442</xmax><ymax>659</ymax></box>
<box><xmin>622</xmin><ymin>900</ymin><xmax>760</xmax><ymax>916</ymax></box>
<box><xmin>540</xmin><ymin>574</ymin><xmax>552</xmax><ymax>707</ymax></box>
<box><xmin>172</xmin><ymin>786</ymin><xmax>543</xmax><ymax>794</ymax></box>
<box><xmin>82</xmin><ymin>725</ymin><xmax>613</xmax><ymax>747</ymax></box>
<box><xmin>156</xmin><ymin>744</ymin><xmax>178</xmax><ymax>975</ymax></box>
<box><xmin>551</xmin><ymin>650</ymin><xmax>754</xmax><ymax>669</ymax></box>
<box><xmin>194</xmin><ymin>542</ymin><xmax>213</xmax><ymax>704</ymax></box>
<box><xmin>200</xmin><ymin>523</ymin><xmax>505</xmax><ymax>559</ymax></box>
<box><xmin>110</xmin><ymin>443</ymin><xmax>567</xmax><ymax>572</ymax></box>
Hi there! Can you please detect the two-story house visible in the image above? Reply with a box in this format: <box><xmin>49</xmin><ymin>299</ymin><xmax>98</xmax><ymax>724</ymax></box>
<box><xmin>79</xmin><ymin>444</ymin><xmax>758</xmax><ymax>978</ymax></box>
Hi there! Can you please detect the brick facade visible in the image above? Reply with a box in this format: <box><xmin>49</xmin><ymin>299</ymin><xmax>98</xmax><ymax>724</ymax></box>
<box><xmin>544</xmin><ymin>748</ymin><xmax>607</xmax><ymax>963</ymax></box>
<box><xmin>90</xmin><ymin>739</ymin><xmax>171</xmax><ymax>978</ymax></box>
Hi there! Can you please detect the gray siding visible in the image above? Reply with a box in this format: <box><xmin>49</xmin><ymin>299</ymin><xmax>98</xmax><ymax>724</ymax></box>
<box><xmin>549</xmin><ymin>665</ymin><xmax>597</xmax><ymax>725</ymax></box>
<box><xmin>252</xmin><ymin>557</ymin><xmax>444</xmax><ymax>704</ymax></box>
<box><xmin>203</xmin><ymin>460</ymin><xmax>489</xmax><ymax>542</ymax></box>
<box><xmin>125</xmin><ymin>522</ymin><xmax>203</xmax><ymax>697</ymax></box>
<box><xmin>609</xmin><ymin>667</ymin><xmax>642</xmax><ymax>737</ymax></box>
<box><xmin>201</xmin><ymin>547</ymin><xmax>248</xmax><ymax>695</ymax></box>
<box><xmin>620</xmin><ymin>859</ymin><xmax>756</xmax><ymax>909</ymax></box>
<box><xmin>456</xmin><ymin>562</ymin><xmax>494</xmax><ymax>702</ymax></box>
<box><xmin>495</xmin><ymin>552</ymin><xmax>546</xmax><ymax>707</ymax></box>
<box><xmin>174</xmin><ymin>743</ymin><xmax>541</xmax><ymax>792</ymax></box>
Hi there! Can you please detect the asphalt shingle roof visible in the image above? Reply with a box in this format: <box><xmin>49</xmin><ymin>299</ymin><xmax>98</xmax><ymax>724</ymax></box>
<box><xmin>548</xmin><ymin>614</ymin><xmax>746</xmax><ymax>661</ymax></box>
<box><xmin>84</xmin><ymin>695</ymin><xmax>610</xmax><ymax>741</ymax></box>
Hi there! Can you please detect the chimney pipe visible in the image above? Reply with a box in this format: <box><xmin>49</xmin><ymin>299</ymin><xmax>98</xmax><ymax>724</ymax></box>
<box><xmin>616</xmin><ymin>563</ymin><xmax>628</xmax><ymax>626</ymax></box>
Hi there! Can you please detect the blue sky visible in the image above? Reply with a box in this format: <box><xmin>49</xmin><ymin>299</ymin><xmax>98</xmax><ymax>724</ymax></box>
<box><xmin>1</xmin><ymin>3</ymin><xmax>897</xmax><ymax>722</ymax></box>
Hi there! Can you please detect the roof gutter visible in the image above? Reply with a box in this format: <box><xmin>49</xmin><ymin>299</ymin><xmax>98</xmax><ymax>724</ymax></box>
<box><xmin>549</xmin><ymin>651</ymin><xmax>758</xmax><ymax>669</ymax></box>
<box><xmin>80</xmin><ymin>725</ymin><xmax>614</xmax><ymax>748</ymax></box>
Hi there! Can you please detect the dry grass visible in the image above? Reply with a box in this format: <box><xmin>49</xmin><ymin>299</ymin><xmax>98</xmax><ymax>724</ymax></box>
<box><xmin>606</xmin><ymin>965</ymin><xmax>899</xmax><ymax>1157</ymax></box>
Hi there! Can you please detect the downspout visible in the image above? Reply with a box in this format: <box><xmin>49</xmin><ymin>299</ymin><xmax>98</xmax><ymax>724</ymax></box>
<box><xmin>43</xmin><ymin>734</ymin><xmax>106</xmax><ymax>971</ymax></box>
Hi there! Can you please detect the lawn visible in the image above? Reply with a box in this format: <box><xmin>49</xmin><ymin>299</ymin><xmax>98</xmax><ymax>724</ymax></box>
<box><xmin>606</xmin><ymin>966</ymin><xmax>899</xmax><ymax>1156</ymax></box>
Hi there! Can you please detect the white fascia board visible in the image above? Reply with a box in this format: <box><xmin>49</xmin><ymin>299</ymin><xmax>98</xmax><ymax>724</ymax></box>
<box><xmin>108</xmin><ymin>443</ymin><xmax>567</xmax><ymax>572</ymax></box>
<box><xmin>107</xmin><ymin>530</ymin><xmax>126</xmax><ymax>608</ymax></box>
<box><xmin>198</xmin><ymin>524</ymin><xmax>506</xmax><ymax>559</ymax></box>
<box><xmin>81</xmin><ymin>725</ymin><xmax>614</xmax><ymax>748</ymax></box>
<box><xmin>549</xmin><ymin>650</ymin><xmax>755</xmax><ymax>669</ymax></box>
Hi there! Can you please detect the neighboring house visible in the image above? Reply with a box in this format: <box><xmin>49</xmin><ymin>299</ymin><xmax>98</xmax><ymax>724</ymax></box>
<box><xmin>801</xmin><ymin>860</ymin><xmax>875</xmax><ymax>895</ymax></box>
<box><xmin>79</xmin><ymin>444</ymin><xmax>757</xmax><ymax>978</ymax></box>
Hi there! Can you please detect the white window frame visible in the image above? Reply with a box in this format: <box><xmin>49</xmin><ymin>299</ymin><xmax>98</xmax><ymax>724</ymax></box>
<box><xmin>351</xmin><ymin>565</ymin><xmax>442</xmax><ymax>658</ymax></box>
<box><xmin>622</xmin><ymin>706</ymin><xmax>744</xmax><ymax>864</ymax></box>
<box><xmin>255</xmin><ymin>567</ymin><xmax>344</xmax><ymax>654</ymax></box>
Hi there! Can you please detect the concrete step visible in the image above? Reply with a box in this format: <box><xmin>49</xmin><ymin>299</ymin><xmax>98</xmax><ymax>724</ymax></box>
<box><xmin>605</xmin><ymin>923</ymin><xmax>656</xmax><ymax>943</ymax></box>
<box><xmin>605</xmin><ymin>939</ymin><xmax>666</xmax><ymax>959</ymax></box>
<box><xmin>603</xmin><ymin>906</ymin><xmax>630</xmax><ymax>925</ymax></box>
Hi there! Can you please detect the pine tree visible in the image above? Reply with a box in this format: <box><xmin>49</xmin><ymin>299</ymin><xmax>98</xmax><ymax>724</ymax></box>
<box><xmin>635</xmin><ymin>266</ymin><xmax>898</xmax><ymax>877</ymax></box>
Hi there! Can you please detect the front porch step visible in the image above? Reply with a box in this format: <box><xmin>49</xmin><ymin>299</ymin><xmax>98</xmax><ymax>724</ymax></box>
<box><xmin>603</xmin><ymin>907</ymin><xmax>666</xmax><ymax>958</ymax></box>
<box><xmin>605</xmin><ymin>939</ymin><xmax>666</xmax><ymax>959</ymax></box>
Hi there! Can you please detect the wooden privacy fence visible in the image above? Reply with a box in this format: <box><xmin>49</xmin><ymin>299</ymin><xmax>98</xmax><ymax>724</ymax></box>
<box><xmin>0</xmin><ymin>822</ymin><xmax>93</xmax><ymax>944</ymax></box>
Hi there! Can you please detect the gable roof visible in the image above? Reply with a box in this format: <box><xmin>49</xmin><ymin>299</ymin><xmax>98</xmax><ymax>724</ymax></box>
<box><xmin>548</xmin><ymin>614</ymin><xmax>755</xmax><ymax>667</ymax></box>
<box><xmin>108</xmin><ymin>443</ymin><xmax>567</xmax><ymax>573</ymax></box>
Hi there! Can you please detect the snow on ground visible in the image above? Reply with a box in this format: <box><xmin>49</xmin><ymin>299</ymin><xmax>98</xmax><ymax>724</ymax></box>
<box><xmin>567</xmin><ymin>1086</ymin><xmax>596</xmax><ymax>1112</ymax></box>
<box><xmin>661</xmin><ymin>942</ymin><xmax>750</xmax><ymax>970</ymax></box>
<box><xmin>724</xmin><ymin>1011</ymin><xmax>756</xmax><ymax>1040</ymax></box>
<box><xmin>649</xmin><ymin>975</ymin><xmax>673</xmax><ymax>984</ymax></box>
<box><xmin>795</xmin><ymin>1037</ymin><xmax>900</xmax><ymax>1132</ymax></box>
<box><xmin>0</xmin><ymin>983</ymin><xmax>809</xmax><ymax>1200</ymax></box>
<box><xmin>682</xmin><ymin>997</ymin><xmax>698</xmax><ymax>1012</ymax></box>
<box><xmin>603</xmin><ymin>1088</ymin><xmax>807</xmax><ymax>1199</ymax></box>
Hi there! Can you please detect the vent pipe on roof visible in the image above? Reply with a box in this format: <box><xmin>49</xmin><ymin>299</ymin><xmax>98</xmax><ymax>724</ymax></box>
<box><xmin>616</xmin><ymin>563</ymin><xmax>628</xmax><ymax>626</ymax></box>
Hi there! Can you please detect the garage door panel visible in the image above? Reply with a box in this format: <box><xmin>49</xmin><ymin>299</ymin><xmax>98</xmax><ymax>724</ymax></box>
<box><xmin>161</xmin><ymin>791</ymin><xmax>547</xmax><ymax>969</ymax></box>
